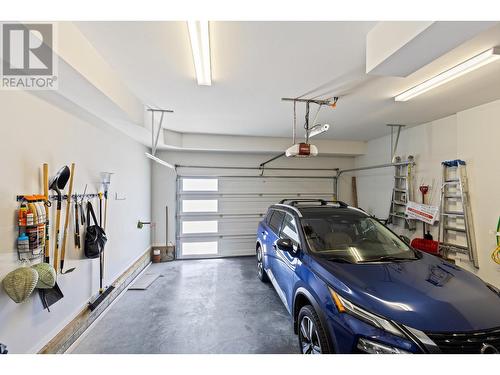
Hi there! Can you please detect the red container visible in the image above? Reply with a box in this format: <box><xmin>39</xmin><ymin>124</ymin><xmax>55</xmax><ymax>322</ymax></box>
<box><xmin>411</xmin><ymin>238</ymin><xmax>439</xmax><ymax>255</ymax></box>
<box><xmin>152</xmin><ymin>248</ymin><xmax>161</xmax><ymax>263</ymax></box>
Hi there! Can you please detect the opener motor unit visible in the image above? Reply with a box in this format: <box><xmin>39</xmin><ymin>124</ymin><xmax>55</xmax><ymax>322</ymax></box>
<box><xmin>285</xmin><ymin>143</ymin><xmax>318</xmax><ymax>158</ymax></box>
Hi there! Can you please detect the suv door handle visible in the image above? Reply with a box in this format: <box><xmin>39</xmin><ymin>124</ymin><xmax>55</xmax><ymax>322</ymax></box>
<box><xmin>272</xmin><ymin>244</ymin><xmax>277</xmax><ymax>250</ymax></box>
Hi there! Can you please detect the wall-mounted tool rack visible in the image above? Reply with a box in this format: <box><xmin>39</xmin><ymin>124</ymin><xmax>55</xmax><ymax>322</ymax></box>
<box><xmin>16</xmin><ymin>193</ymin><xmax>101</xmax><ymax>203</ymax></box>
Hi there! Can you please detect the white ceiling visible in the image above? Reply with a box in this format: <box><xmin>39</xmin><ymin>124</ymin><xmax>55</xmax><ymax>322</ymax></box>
<box><xmin>76</xmin><ymin>21</ymin><xmax>500</xmax><ymax>141</ymax></box>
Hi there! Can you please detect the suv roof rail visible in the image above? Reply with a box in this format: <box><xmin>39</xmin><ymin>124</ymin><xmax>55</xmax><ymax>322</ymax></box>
<box><xmin>278</xmin><ymin>199</ymin><xmax>349</xmax><ymax>208</ymax></box>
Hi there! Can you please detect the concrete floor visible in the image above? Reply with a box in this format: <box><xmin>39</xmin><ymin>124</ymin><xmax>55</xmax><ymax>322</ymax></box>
<box><xmin>72</xmin><ymin>256</ymin><xmax>299</xmax><ymax>354</ymax></box>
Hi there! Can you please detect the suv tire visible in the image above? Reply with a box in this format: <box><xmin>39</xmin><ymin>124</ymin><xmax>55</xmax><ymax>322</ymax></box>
<box><xmin>298</xmin><ymin>305</ymin><xmax>331</xmax><ymax>354</ymax></box>
<box><xmin>256</xmin><ymin>246</ymin><xmax>269</xmax><ymax>282</ymax></box>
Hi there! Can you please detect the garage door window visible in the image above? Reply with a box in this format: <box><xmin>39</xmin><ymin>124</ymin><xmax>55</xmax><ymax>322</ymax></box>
<box><xmin>182</xmin><ymin>220</ymin><xmax>218</xmax><ymax>234</ymax></box>
<box><xmin>181</xmin><ymin>241</ymin><xmax>218</xmax><ymax>255</ymax></box>
<box><xmin>182</xmin><ymin>178</ymin><xmax>218</xmax><ymax>191</ymax></box>
<box><xmin>182</xmin><ymin>199</ymin><xmax>218</xmax><ymax>213</ymax></box>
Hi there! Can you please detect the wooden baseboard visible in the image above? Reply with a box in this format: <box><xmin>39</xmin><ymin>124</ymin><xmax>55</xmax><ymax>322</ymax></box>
<box><xmin>38</xmin><ymin>248</ymin><xmax>151</xmax><ymax>354</ymax></box>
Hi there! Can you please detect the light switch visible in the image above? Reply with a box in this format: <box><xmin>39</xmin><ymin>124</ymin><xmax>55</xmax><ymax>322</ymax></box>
<box><xmin>115</xmin><ymin>192</ymin><xmax>126</xmax><ymax>200</ymax></box>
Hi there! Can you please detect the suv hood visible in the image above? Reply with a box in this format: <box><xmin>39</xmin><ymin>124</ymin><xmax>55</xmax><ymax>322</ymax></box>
<box><xmin>312</xmin><ymin>252</ymin><xmax>500</xmax><ymax>332</ymax></box>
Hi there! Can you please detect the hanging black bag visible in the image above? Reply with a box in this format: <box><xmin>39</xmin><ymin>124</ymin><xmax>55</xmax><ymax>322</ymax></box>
<box><xmin>84</xmin><ymin>201</ymin><xmax>107</xmax><ymax>259</ymax></box>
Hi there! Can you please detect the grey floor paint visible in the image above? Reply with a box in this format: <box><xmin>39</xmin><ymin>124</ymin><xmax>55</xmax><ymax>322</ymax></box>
<box><xmin>73</xmin><ymin>256</ymin><xmax>299</xmax><ymax>354</ymax></box>
<box><xmin>128</xmin><ymin>273</ymin><xmax>161</xmax><ymax>290</ymax></box>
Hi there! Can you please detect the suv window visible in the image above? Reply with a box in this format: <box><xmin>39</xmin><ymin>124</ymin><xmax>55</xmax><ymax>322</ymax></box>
<box><xmin>301</xmin><ymin>211</ymin><xmax>418</xmax><ymax>263</ymax></box>
<box><xmin>264</xmin><ymin>209</ymin><xmax>273</xmax><ymax>224</ymax></box>
<box><xmin>268</xmin><ymin>210</ymin><xmax>285</xmax><ymax>234</ymax></box>
<box><xmin>280</xmin><ymin>213</ymin><xmax>300</xmax><ymax>244</ymax></box>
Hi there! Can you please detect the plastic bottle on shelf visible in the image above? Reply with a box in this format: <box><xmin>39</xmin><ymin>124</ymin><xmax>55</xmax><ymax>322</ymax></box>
<box><xmin>17</xmin><ymin>233</ymin><xmax>29</xmax><ymax>254</ymax></box>
<box><xmin>27</xmin><ymin>226</ymin><xmax>38</xmax><ymax>253</ymax></box>
<box><xmin>26</xmin><ymin>210</ymin><xmax>34</xmax><ymax>226</ymax></box>
<box><xmin>18</xmin><ymin>204</ymin><xmax>28</xmax><ymax>226</ymax></box>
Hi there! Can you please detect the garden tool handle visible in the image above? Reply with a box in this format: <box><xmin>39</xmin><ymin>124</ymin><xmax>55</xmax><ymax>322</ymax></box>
<box><xmin>98</xmin><ymin>192</ymin><xmax>103</xmax><ymax>227</ymax></box>
<box><xmin>43</xmin><ymin>163</ymin><xmax>50</xmax><ymax>263</ymax></box>
<box><xmin>60</xmin><ymin>163</ymin><xmax>75</xmax><ymax>272</ymax></box>
<box><xmin>74</xmin><ymin>201</ymin><xmax>80</xmax><ymax>248</ymax></box>
<box><xmin>53</xmin><ymin>206</ymin><xmax>61</xmax><ymax>272</ymax></box>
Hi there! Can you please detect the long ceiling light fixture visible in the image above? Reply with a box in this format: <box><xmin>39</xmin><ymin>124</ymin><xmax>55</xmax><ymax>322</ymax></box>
<box><xmin>308</xmin><ymin>123</ymin><xmax>330</xmax><ymax>138</ymax></box>
<box><xmin>187</xmin><ymin>21</ymin><xmax>212</xmax><ymax>86</ymax></box>
<box><xmin>395</xmin><ymin>47</ymin><xmax>500</xmax><ymax>102</ymax></box>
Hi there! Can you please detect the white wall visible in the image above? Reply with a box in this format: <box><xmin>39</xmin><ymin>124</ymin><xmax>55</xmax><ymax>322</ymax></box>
<box><xmin>152</xmin><ymin>151</ymin><xmax>355</xmax><ymax>246</ymax></box>
<box><xmin>0</xmin><ymin>91</ymin><xmax>151</xmax><ymax>353</ymax></box>
<box><xmin>354</xmin><ymin>99</ymin><xmax>500</xmax><ymax>288</ymax></box>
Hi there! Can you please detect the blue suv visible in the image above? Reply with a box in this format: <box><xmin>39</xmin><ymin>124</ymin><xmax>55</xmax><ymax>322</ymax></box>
<box><xmin>256</xmin><ymin>199</ymin><xmax>500</xmax><ymax>354</ymax></box>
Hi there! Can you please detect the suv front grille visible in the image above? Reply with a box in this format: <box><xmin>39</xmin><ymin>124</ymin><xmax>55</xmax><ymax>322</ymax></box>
<box><xmin>426</xmin><ymin>327</ymin><xmax>500</xmax><ymax>354</ymax></box>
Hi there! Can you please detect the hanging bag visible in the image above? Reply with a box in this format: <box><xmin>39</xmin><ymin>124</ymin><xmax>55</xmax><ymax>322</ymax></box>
<box><xmin>84</xmin><ymin>201</ymin><xmax>107</xmax><ymax>259</ymax></box>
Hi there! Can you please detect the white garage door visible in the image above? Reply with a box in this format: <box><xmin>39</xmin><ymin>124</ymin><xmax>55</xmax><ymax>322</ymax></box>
<box><xmin>176</xmin><ymin>174</ymin><xmax>336</xmax><ymax>259</ymax></box>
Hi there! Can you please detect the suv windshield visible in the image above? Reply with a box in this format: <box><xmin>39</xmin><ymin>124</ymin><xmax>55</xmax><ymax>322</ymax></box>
<box><xmin>301</xmin><ymin>211</ymin><xmax>418</xmax><ymax>263</ymax></box>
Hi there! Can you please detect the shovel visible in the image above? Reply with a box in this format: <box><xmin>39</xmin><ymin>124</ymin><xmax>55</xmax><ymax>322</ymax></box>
<box><xmin>60</xmin><ymin>163</ymin><xmax>76</xmax><ymax>274</ymax></box>
<box><xmin>50</xmin><ymin>165</ymin><xmax>70</xmax><ymax>273</ymax></box>
<box><xmin>39</xmin><ymin>164</ymin><xmax>65</xmax><ymax>311</ymax></box>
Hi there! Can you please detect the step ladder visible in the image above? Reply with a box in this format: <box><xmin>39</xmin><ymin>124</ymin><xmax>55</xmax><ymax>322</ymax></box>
<box><xmin>438</xmin><ymin>160</ymin><xmax>478</xmax><ymax>268</ymax></box>
<box><xmin>388</xmin><ymin>156</ymin><xmax>416</xmax><ymax>230</ymax></box>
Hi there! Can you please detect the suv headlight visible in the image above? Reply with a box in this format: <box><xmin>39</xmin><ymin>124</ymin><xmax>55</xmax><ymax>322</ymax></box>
<box><xmin>357</xmin><ymin>338</ymin><xmax>410</xmax><ymax>354</ymax></box>
<box><xmin>329</xmin><ymin>287</ymin><xmax>405</xmax><ymax>338</ymax></box>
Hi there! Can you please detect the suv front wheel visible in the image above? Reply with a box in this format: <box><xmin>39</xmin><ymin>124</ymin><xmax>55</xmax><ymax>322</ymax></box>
<box><xmin>256</xmin><ymin>246</ymin><xmax>269</xmax><ymax>282</ymax></box>
<box><xmin>298</xmin><ymin>305</ymin><xmax>331</xmax><ymax>354</ymax></box>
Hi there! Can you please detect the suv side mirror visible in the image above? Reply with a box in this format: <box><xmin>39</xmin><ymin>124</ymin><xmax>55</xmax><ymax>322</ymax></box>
<box><xmin>276</xmin><ymin>238</ymin><xmax>299</xmax><ymax>254</ymax></box>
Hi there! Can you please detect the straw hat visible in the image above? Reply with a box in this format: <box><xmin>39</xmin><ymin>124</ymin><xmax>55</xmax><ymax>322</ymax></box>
<box><xmin>32</xmin><ymin>263</ymin><xmax>57</xmax><ymax>289</ymax></box>
<box><xmin>2</xmin><ymin>267</ymin><xmax>39</xmax><ymax>303</ymax></box>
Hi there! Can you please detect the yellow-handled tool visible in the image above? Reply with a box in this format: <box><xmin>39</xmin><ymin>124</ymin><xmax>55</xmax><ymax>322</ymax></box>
<box><xmin>60</xmin><ymin>163</ymin><xmax>76</xmax><ymax>274</ymax></box>
<box><xmin>492</xmin><ymin>217</ymin><xmax>500</xmax><ymax>265</ymax></box>
<box><xmin>49</xmin><ymin>166</ymin><xmax>70</xmax><ymax>273</ymax></box>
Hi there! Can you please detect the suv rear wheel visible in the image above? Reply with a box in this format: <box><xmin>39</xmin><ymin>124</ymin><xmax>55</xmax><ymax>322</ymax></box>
<box><xmin>298</xmin><ymin>305</ymin><xmax>331</xmax><ymax>354</ymax></box>
<box><xmin>256</xmin><ymin>246</ymin><xmax>269</xmax><ymax>282</ymax></box>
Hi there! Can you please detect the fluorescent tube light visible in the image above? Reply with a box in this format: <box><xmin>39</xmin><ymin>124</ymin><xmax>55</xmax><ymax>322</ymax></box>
<box><xmin>308</xmin><ymin>124</ymin><xmax>330</xmax><ymax>138</ymax></box>
<box><xmin>145</xmin><ymin>152</ymin><xmax>175</xmax><ymax>169</ymax></box>
<box><xmin>187</xmin><ymin>21</ymin><xmax>212</xmax><ymax>86</ymax></box>
<box><xmin>395</xmin><ymin>47</ymin><xmax>500</xmax><ymax>102</ymax></box>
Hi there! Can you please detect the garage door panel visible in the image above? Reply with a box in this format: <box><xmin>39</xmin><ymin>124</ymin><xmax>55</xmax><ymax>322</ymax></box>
<box><xmin>217</xmin><ymin>197</ymin><xmax>285</xmax><ymax>215</ymax></box>
<box><xmin>218</xmin><ymin>237</ymin><xmax>255</xmax><ymax>257</ymax></box>
<box><xmin>179</xmin><ymin>237</ymin><xmax>255</xmax><ymax>258</ymax></box>
<box><xmin>218</xmin><ymin>177</ymin><xmax>334</xmax><ymax>194</ymax></box>
<box><xmin>176</xmin><ymin>175</ymin><xmax>336</xmax><ymax>259</ymax></box>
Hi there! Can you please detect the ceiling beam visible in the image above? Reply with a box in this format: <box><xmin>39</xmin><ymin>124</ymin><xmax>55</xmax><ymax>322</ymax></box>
<box><xmin>161</xmin><ymin>129</ymin><xmax>366</xmax><ymax>156</ymax></box>
<box><xmin>367</xmin><ymin>21</ymin><xmax>498</xmax><ymax>77</ymax></box>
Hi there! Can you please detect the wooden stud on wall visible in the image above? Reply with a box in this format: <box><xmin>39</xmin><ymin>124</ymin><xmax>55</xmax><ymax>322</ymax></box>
<box><xmin>351</xmin><ymin>176</ymin><xmax>358</xmax><ymax>208</ymax></box>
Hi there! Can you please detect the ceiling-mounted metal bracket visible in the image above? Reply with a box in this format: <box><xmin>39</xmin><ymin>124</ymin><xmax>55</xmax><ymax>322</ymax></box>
<box><xmin>281</xmin><ymin>97</ymin><xmax>338</xmax><ymax>106</ymax></box>
<box><xmin>387</xmin><ymin>124</ymin><xmax>406</xmax><ymax>163</ymax></box>
<box><xmin>147</xmin><ymin>108</ymin><xmax>174</xmax><ymax>156</ymax></box>
<box><xmin>145</xmin><ymin>107</ymin><xmax>176</xmax><ymax>171</ymax></box>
